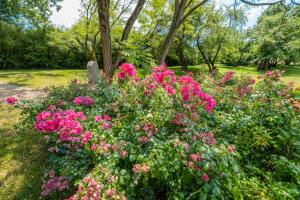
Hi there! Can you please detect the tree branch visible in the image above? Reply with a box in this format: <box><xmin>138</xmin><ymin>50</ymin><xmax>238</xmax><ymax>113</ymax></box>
<box><xmin>180</xmin><ymin>0</ymin><xmax>208</xmax><ymax>25</ymax></box>
<box><xmin>291</xmin><ymin>0</ymin><xmax>300</xmax><ymax>5</ymax></box>
<box><xmin>240</xmin><ymin>0</ymin><xmax>283</xmax><ymax>6</ymax></box>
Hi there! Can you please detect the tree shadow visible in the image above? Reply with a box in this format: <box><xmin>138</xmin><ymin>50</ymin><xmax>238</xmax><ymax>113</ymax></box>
<box><xmin>0</xmin><ymin>104</ymin><xmax>47</xmax><ymax>200</ymax></box>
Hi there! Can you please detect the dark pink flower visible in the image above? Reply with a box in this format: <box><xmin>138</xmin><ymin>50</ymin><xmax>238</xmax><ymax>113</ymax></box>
<box><xmin>266</xmin><ymin>71</ymin><xmax>273</xmax><ymax>76</ymax></box>
<box><xmin>48</xmin><ymin>105</ymin><xmax>56</xmax><ymax>111</ymax></box>
<box><xmin>82</xmin><ymin>131</ymin><xmax>92</xmax><ymax>144</ymax></box>
<box><xmin>104</xmin><ymin>115</ymin><xmax>111</xmax><ymax>121</ymax></box>
<box><xmin>220</xmin><ymin>71</ymin><xmax>235</xmax><ymax>84</ymax></box>
<box><xmin>117</xmin><ymin>63</ymin><xmax>137</xmax><ymax>80</ymax></box>
<box><xmin>5</xmin><ymin>96</ymin><xmax>17</xmax><ymax>105</ymax></box>
<box><xmin>228</xmin><ymin>145</ymin><xmax>235</xmax><ymax>153</ymax></box>
<box><xmin>95</xmin><ymin>115</ymin><xmax>103</xmax><ymax>122</ymax></box>
<box><xmin>102</xmin><ymin>122</ymin><xmax>110</xmax><ymax>130</ymax></box>
<box><xmin>202</xmin><ymin>173</ymin><xmax>210</xmax><ymax>182</ymax></box>
<box><xmin>120</xmin><ymin>150</ymin><xmax>128</xmax><ymax>158</ymax></box>
<box><xmin>73</xmin><ymin>96</ymin><xmax>93</xmax><ymax>106</ymax></box>
<box><xmin>106</xmin><ymin>189</ymin><xmax>116</xmax><ymax>197</ymax></box>
<box><xmin>139</xmin><ymin>136</ymin><xmax>149</xmax><ymax>144</ymax></box>
<box><xmin>91</xmin><ymin>144</ymin><xmax>97</xmax><ymax>151</ymax></box>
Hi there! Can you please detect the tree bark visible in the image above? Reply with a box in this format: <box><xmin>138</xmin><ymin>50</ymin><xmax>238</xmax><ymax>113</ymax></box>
<box><xmin>158</xmin><ymin>0</ymin><xmax>208</xmax><ymax>64</ymax></box>
<box><xmin>96</xmin><ymin>0</ymin><xmax>113</xmax><ymax>78</ymax></box>
<box><xmin>112</xmin><ymin>0</ymin><xmax>146</xmax><ymax>70</ymax></box>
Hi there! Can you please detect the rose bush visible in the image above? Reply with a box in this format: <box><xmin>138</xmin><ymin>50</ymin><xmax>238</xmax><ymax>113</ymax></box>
<box><xmin>9</xmin><ymin>65</ymin><xmax>300</xmax><ymax>199</ymax></box>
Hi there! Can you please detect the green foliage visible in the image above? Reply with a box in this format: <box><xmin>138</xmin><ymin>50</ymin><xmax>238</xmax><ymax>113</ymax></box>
<box><xmin>0</xmin><ymin>0</ymin><xmax>62</xmax><ymax>27</ymax></box>
<box><xmin>250</xmin><ymin>5</ymin><xmax>300</xmax><ymax>65</ymax></box>
<box><xmin>13</xmin><ymin>65</ymin><xmax>300</xmax><ymax>199</ymax></box>
<box><xmin>0</xmin><ymin>21</ymin><xmax>87</xmax><ymax>69</ymax></box>
<box><xmin>202</xmin><ymin>70</ymin><xmax>300</xmax><ymax>199</ymax></box>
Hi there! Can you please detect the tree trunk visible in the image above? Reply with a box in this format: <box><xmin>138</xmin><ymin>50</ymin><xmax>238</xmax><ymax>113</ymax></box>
<box><xmin>285</xmin><ymin>60</ymin><xmax>291</xmax><ymax>65</ymax></box>
<box><xmin>159</xmin><ymin>20</ymin><xmax>180</xmax><ymax>64</ymax></box>
<box><xmin>96</xmin><ymin>0</ymin><xmax>113</xmax><ymax>78</ymax></box>
<box><xmin>112</xmin><ymin>0</ymin><xmax>146</xmax><ymax>70</ymax></box>
<box><xmin>158</xmin><ymin>0</ymin><xmax>208</xmax><ymax>64</ymax></box>
<box><xmin>257</xmin><ymin>61</ymin><xmax>262</xmax><ymax>71</ymax></box>
<box><xmin>176</xmin><ymin>38</ymin><xmax>187</xmax><ymax>70</ymax></box>
<box><xmin>266</xmin><ymin>61</ymin><xmax>270</xmax><ymax>69</ymax></box>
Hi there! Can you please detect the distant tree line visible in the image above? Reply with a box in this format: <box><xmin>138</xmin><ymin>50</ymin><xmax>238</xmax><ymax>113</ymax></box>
<box><xmin>0</xmin><ymin>0</ymin><xmax>299</xmax><ymax>71</ymax></box>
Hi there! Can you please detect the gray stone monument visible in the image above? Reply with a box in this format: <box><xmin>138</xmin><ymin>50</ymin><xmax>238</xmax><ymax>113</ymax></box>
<box><xmin>87</xmin><ymin>61</ymin><xmax>100</xmax><ymax>84</ymax></box>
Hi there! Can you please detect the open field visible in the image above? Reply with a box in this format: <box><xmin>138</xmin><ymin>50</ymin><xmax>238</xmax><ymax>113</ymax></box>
<box><xmin>0</xmin><ymin>69</ymin><xmax>87</xmax><ymax>89</ymax></box>
<box><xmin>1</xmin><ymin>65</ymin><xmax>299</xmax><ymax>89</ymax></box>
<box><xmin>170</xmin><ymin>64</ymin><xmax>300</xmax><ymax>88</ymax></box>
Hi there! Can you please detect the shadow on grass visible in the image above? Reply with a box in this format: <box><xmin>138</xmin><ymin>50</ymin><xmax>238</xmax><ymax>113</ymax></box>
<box><xmin>0</xmin><ymin>104</ymin><xmax>47</xmax><ymax>200</ymax></box>
<box><xmin>279</xmin><ymin>65</ymin><xmax>300</xmax><ymax>76</ymax></box>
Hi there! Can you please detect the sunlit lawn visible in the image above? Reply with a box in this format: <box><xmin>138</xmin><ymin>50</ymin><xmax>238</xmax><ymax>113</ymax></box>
<box><xmin>0</xmin><ymin>103</ymin><xmax>47</xmax><ymax>199</ymax></box>
<box><xmin>0</xmin><ymin>69</ymin><xmax>87</xmax><ymax>89</ymax></box>
<box><xmin>169</xmin><ymin>64</ymin><xmax>300</xmax><ymax>91</ymax></box>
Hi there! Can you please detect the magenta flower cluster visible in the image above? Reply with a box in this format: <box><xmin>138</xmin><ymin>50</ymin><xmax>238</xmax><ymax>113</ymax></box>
<box><xmin>5</xmin><ymin>96</ymin><xmax>18</xmax><ymax>105</ymax></box>
<box><xmin>68</xmin><ymin>175</ymin><xmax>126</xmax><ymax>200</ymax></box>
<box><xmin>117</xmin><ymin>63</ymin><xmax>138</xmax><ymax>81</ymax></box>
<box><xmin>144</xmin><ymin>64</ymin><xmax>177</xmax><ymax>96</ymax></box>
<box><xmin>68</xmin><ymin>176</ymin><xmax>104</xmax><ymax>200</ymax></box>
<box><xmin>41</xmin><ymin>170</ymin><xmax>69</xmax><ymax>197</ymax></box>
<box><xmin>220</xmin><ymin>71</ymin><xmax>235</xmax><ymax>85</ymax></box>
<box><xmin>95</xmin><ymin>114</ymin><xmax>111</xmax><ymax>130</ymax></box>
<box><xmin>132</xmin><ymin>164</ymin><xmax>150</xmax><ymax>174</ymax></box>
<box><xmin>35</xmin><ymin>109</ymin><xmax>91</xmax><ymax>143</ymax></box>
<box><xmin>191</xmin><ymin>131</ymin><xmax>216</xmax><ymax>146</ymax></box>
<box><xmin>179</xmin><ymin>76</ymin><xmax>217</xmax><ymax>113</ymax></box>
<box><xmin>137</xmin><ymin>123</ymin><xmax>158</xmax><ymax>144</ymax></box>
<box><xmin>73</xmin><ymin>96</ymin><xmax>94</xmax><ymax>106</ymax></box>
<box><xmin>236</xmin><ymin>77</ymin><xmax>256</xmax><ymax>97</ymax></box>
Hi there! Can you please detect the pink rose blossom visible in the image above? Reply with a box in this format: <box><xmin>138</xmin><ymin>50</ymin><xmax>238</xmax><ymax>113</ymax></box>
<box><xmin>202</xmin><ymin>173</ymin><xmax>210</xmax><ymax>182</ymax></box>
<box><xmin>5</xmin><ymin>96</ymin><xmax>17</xmax><ymax>105</ymax></box>
<box><xmin>95</xmin><ymin>115</ymin><xmax>103</xmax><ymax>122</ymax></box>
<box><xmin>228</xmin><ymin>145</ymin><xmax>235</xmax><ymax>153</ymax></box>
<box><xmin>102</xmin><ymin>122</ymin><xmax>110</xmax><ymax>130</ymax></box>
<box><xmin>104</xmin><ymin>115</ymin><xmax>111</xmax><ymax>121</ymax></box>
<box><xmin>120</xmin><ymin>150</ymin><xmax>128</xmax><ymax>158</ymax></box>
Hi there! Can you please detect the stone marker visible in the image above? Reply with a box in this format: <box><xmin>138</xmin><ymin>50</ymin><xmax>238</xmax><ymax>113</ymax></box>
<box><xmin>87</xmin><ymin>61</ymin><xmax>100</xmax><ymax>84</ymax></box>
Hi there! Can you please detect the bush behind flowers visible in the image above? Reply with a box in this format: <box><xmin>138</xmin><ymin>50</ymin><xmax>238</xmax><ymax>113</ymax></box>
<box><xmin>11</xmin><ymin>65</ymin><xmax>299</xmax><ymax>199</ymax></box>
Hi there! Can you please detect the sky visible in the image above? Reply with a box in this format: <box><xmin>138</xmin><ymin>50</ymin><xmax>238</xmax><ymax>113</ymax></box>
<box><xmin>50</xmin><ymin>0</ymin><xmax>266</xmax><ymax>28</ymax></box>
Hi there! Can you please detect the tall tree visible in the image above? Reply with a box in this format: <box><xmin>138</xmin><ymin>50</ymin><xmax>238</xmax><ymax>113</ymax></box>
<box><xmin>96</xmin><ymin>0</ymin><xmax>113</xmax><ymax>78</ymax></box>
<box><xmin>158</xmin><ymin>0</ymin><xmax>208</xmax><ymax>64</ymax></box>
<box><xmin>194</xmin><ymin>6</ymin><xmax>246</xmax><ymax>72</ymax></box>
<box><xmin>250</xmin><ymin>5</ymin><xmax>300</xmax><ymax>70</ymax></box>
<box><xmin>112</xmin><ymin>0</ymin><xmax>147</xmax><ymax>70</ymax></box>
<box><xmin>0</xmin><ymin>0</ymin><xmax>62</xmax><ymax>27</ymax></box>
<box><xmin>158</xmin><ymin>0</ymin><xmax>300</xmax><ymax>64</ymax></box>
<box><xmin>96</xmin><ymin>0</ymin><xmax>146</xmax><ymax>78</ymax></box>
<box><xmin>79</xmin><ymin>0</ymin><xmax>98</xmax><ymax>61</ymax></box>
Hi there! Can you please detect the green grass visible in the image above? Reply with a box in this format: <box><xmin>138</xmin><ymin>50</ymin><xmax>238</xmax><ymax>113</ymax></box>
<box><xmin>0</xmin><ymin>103</ymin><xmax>46</xmax><ymax>199</ymax></box>
<box><xmin>0</xmin><ymin>69</ymin><xmax>88</xmax><ymax>199</ymax></box>
<box><xmin>169</xmin><ymin>64</ymin><xmax>300</xmax><ymax>89</ymax></box>
<box><xmin>0</xmin><ymin>69</ymin><xmax>87</xmax><ymax>89</ymax></box>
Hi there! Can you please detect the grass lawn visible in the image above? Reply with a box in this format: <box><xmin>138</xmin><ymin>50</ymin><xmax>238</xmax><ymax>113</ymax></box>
<box><xmin>0</xmin><ymin>69</ymin><xmax>87</xmax><ymax>89</ymax></box>
<box><xmin>0</xmin><ymin>103</ymin><xmax>47</xmax><ymax>200</ymax></box>
<box><xmin>170</xmin><ymin>64</ymin><xmax>300</xmax><ymax>88</ymax></box>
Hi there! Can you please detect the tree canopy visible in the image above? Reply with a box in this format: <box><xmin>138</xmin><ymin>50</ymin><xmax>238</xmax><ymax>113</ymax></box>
<box><xmin>0</xmin><ymin>0</ymin><xmax>299</xmax><ymax>72</ymax></box>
